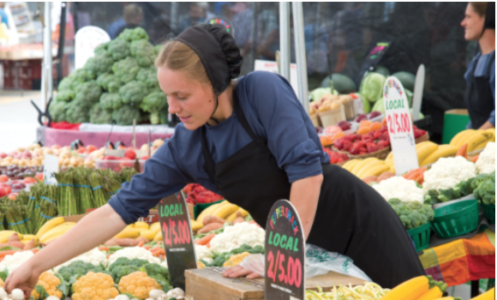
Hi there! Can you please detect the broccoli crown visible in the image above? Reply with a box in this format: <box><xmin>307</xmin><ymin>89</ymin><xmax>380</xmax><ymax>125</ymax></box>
<box><xmin>66</xmin><ymin>101</ymin><xmax>90</xmax><ymax>124</ymax></box>
<box><xmin>108</xmin><ymin>257</ymin><xmax>149</xmax><ymax>283</ymax></box>
<box><xmin>112</xmin><ymin>105</ymin><xmax>142</xmax><ymax>126</ymax></box>
<box><xmin>407</xmin><ymin>201</ymin><xmax>422</xmax><ymax>210</ymax></box>
<box><xmin>389</xmin><ymin>200</ymin><xmax>433</xmax><ymax>230</ymax></box>
<box><xmin>58</xmin><ymin>75</ymin><xmax>84</xmax><ymax>92</ymax></box>
<box><xmin>108</xmin><ymin>38</ymin><xmax>131</xmax><ymax>61</ymax></box>
<box><xmin>119</xmin><ymin>81</ymin><xmax>148</xmax><ymax>105</ymax></box>
<box><xmin>100</xmin><ymin>92</ymin><xmax>123</xmax><ymax>110</ymax></box>
<box><xmin>454</xmin><ymin>180</ymin><xmax>473</xmax><ymax>197</ymax></box>
<box><xmin>438</xmin><ymin>188</ymin><xmax>461</xmax><ymax>203</ymax></box>
<box><xmin>96</xmin><ymin>73</ymin><xmax>120</xmax><ymax>93</ymax></box>
<box><xmin>74</xmin><ymin>81</ymin><xmax>102</xmax><ymax>104</ymax></box>
<box><xmin>470</xmin><ymin>173</ymin><xmax>493</xmax><ymax>190</ymax></box>
<box><xmin>112</xmin><ymin>265</ymin><xmax>140</xmax><ymax>284</ymax></box>
<box><xmin>55</xmin><ymin>90</ymin><xmax>75</xmax><ymax>102</ymax></box>
<box><xmin>90</xmin><ymin>103</ymin><xmax>113</xmax><ymax>124</ymax></box>
<box><xmin>94</xmin><ymin>41</ymin><xmax>110</xmax><ymax>55</ymax></box>
<box><xmin>130</xmin><ymin>40</ymin><xmax>156</xmax><ymax>67</ymax></box>
<box><xmin>137</xmin><ymin>67</ymin><xmax>159</xmax><ymax>89</ymax></box>
<box><xmin>141</xmin><ymin>263</ymin><xmax>171</xmax><ymax>292</ymax></box>
<box><xmin>58</xmin><ymin>260</ymin><xmax>106</xmax><ymax>283</ymax></box>
<box><xmin>474</xmin><ymin>177</ymin><xmax>495</xmax><ymax>205</ymax></box>
<box><xmin>49</xmin><ymin>101</ymin><xmax>67</xmax><ymax>123</ymax></box>
<box><xmin>388</xmin><ymin>198</ymin><xmax>402</xmax><ymax>206</ymax></box>
<box><xmin>112</xmin><ymin>57</ymin><xmax>141</xmax><ymax>84</ymax></box>
<box><xmin>118</xmin><ymin>27</ymin><xmax>149</xmax><ymax>43</ymax></box>
<box><xmin>141</xmin><ymin>90</ymin><xmax>168</xmax><ymax>124</ymax></box>
<box><xmin>73</xmin><ymin>68</ymin><xmax>96</xmax><ymax>82</ymax></box>
<box><xmin>84</xmin><ymin>53</ymin><xmax>114</xmax><ymax>77</ymax></box>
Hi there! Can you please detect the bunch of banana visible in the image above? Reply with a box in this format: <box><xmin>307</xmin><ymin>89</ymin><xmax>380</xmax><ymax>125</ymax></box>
<box><xmin>341</xmin><ymin>157</ymin><xmax>390</xmax><ymax>179</ymax></box>
<box><xmin>384</xmin><ymin>141</ymin><xmax>458</xmax><ymax>167</ymax></box>
<box><xmin>35</xmin><ymin>217</ymin><xmax>77</xmax><ymax>244</ymax></box>
<box><xmin>0</xmin><ymin>230</ymin><xmax>24</xmax><ymax>243</ymax></box>
<box><xmin>450</xmin><ymin>128</ymin><xmax>495</xmax><ymax>153</ymax></box>
<box><xmin>195</xmin><ymin>200</ymin><xmax>241</xmax><ymax>224</ymax></box>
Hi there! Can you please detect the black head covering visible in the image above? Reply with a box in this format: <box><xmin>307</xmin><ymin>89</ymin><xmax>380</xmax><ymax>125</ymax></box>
<box><xmin>485</xmin><ymin>2</ymin><xmax>495</xmax><ymax>29</ymax></box>
<box><xmin>174</xmin><ymin>24</ymin><xmax>243</xmax><ymax>95</ymax></box>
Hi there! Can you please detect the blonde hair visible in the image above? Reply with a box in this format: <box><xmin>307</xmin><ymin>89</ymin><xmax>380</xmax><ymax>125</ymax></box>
<box><xmin>155</xmin><ymin>40</ymin><xmax>211</xmax><ymax>86</ymax></box>
<box><xmin>470</xmin><ymin>2</ymin><xmax>487</xmax><ymax>17</ymax></box>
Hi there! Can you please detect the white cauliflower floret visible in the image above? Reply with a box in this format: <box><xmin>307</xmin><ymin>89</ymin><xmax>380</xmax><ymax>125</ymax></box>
<box><xmin>195</xmin><ymin>244</ymin><xmax>213</xmax><ymax>262</ymax></box>
<box><xmin>54</xmin><ymin>248</ymin><xmax>107</xmax><ymax>272</ymax></box>
<box><xmin>0</xmin><ymin>251</ymin><xmax>34</xmax><ymax>273</ymax></box>
<box><xmin>209</xmin><ymin>223</ymin><xmax>265</xmax><ymax>254</ymax></box>
<box><xmin>372</xmin><ymin>176</ymin><xmax>424</xmax><ymax>203</ymax></box>
<box><xmin>108</xmin><ymin>247</ymin><xmax>160</xmax><ymax>265</ymax></box>
<box><xmin>476</xmin><ymin>142</ymin><xmax>495</xmax><ymax>174</ymax></box>
<box><xmin>423</xmin><ymin>156</ymin><xmax>477</xmax><ymax>194</ymax></box>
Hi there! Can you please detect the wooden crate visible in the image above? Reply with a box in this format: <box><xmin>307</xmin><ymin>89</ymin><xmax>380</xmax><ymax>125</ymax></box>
<box><xmin>185</xmin><ymin>267</ymin><xmax>367</xmax><ymax>300</ymax></box>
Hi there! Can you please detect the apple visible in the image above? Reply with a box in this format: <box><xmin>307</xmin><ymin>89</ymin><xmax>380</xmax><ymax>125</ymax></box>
<box><xmin>337</xmin><ymin>121</ymin><xmax>351</xmax><ymax>131</ymax></box>
<box><xmin>369</xmin><ymin>111</ymin><xmax>382</xmax><ymax>118</ymax></box>
<box><xmin>355</xmin><ymin>114</ymin><xmax>367</xmax><ymax>122</ymax></box>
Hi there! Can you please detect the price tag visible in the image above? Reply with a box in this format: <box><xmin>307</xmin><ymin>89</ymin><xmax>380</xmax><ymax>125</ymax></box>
<box><xmin>159</xmin><ymin>193</ymin><xmax>197</xmax><ymax>290</ymax></box>
<box><xmin>353</xmin><ymin>98</ymin><xmax>365</xmax><ymax>115</ymax></box>
<box><xmin>43</xmin><ymin>154</ymin><xmax>59</xmax><ymax>186</ymax></box>
<box><xmin>75</xmin><ymin>26</ymin><xmax>110</xmax><ymax>70</ymax></box>
<box><xmin>383</xmin><ymin>77</ymin><xmax>419</xmax><ymax>174</ymax></box>
<box><xmin>265</xmin><ymin>200</ymin><xmax>305</xmax><ymax>300</ymax></box>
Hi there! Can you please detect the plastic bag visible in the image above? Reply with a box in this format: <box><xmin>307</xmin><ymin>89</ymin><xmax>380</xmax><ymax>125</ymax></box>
<box><xmin>238</xmin><ymin>244</ymin><xmax>371</xmax><ymax>281</ymax></box>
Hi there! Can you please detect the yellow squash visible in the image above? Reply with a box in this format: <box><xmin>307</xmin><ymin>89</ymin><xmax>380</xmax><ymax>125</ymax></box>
<box><xmin>114</xmin><ymin>227</ymin><xmax>140</xmax><ymax>239</ymax></box>
<box><xmin>471</xmin><ymin>288</ymin><xmax>495</xmax><ymax>300</ymax></box>
<box><xmin>36</xmin><ymin>216</ymin><xmax>65</xmax><ymax>239</ymax></box>
<box><xmin>380</xmin><ymin>276</ymin><xmax>429</xmax><ymax>300</ymax></box>
<box><xmin>416</xmin><ymin>286</ymin><xmax>443</xmax><ymax>300</ymax></box>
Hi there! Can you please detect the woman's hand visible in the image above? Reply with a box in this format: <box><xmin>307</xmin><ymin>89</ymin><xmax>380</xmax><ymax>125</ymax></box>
<box><xmin>4</xmin><ymin>261</ymin><xmax>40</xmax><ymax>298</ymax></box>
<box><xmin>222</xmin><ymin>265</ymin><xmax>262</xmax><ymax>279</ymax></box>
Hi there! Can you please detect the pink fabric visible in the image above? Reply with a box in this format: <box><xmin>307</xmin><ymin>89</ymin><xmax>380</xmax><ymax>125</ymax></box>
<box><xmin>43</xmin><ymin>127</ymin><xmax>174</xmax><ymax>148</ymax></box>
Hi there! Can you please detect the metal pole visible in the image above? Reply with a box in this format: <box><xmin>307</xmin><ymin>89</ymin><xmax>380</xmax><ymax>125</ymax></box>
<box><xmin>41</xmin><ymin>2</ymin><xmax>53</xmax><ymax>112</ymax></box>
<box><xmin>279</xmin><ymin>2</ymin><xmax>290</xmax><ymax>80</ymax></box>
<box><xmin>170</xmin><ymin>2</ymin><xmax>178</xmax><ymax>36</ymax></box>
<box><xmin>292</xmin><ymin>2</ymin><xmax>309</xmax><ymax>113</ymax></box>
<box><xmin>248</xmin><ymin>2</ymin><xmax>257</xmax><ymax>72</ymax></box>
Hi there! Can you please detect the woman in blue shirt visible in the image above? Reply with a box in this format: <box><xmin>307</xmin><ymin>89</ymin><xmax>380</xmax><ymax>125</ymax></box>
<box><xmin>461</xmin><ymin>2</ymin><xmax>495</xmax><ymax>129</ymax></box>
<box><xmin>5</xmin><ymin>24</ymin><xmax>424</xmax><ymax>294</ymax></box>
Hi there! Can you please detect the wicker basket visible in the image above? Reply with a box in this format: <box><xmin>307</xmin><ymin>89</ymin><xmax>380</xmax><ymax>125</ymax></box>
<box><xmin>342</xmin><ymin>101</ymin><xmax>356</xmax><ymax>120</ymax></box>
<box><xmin>319</xmin><ymin>107</ymin><xmax>346</xmax><ymax>128</ymax></box>
<box><xmin>331</xmin><ymin>145</ymin><xmax>391</xmax><ymax>160</ymax></box>
<box><xmin>415</xmin><ymin>133</ymin><xmax>430</xmax><ymax>144</ymax></box>
<box><xmin>310</xmin><ymin>113</ymin><xmax>322</xmax><ymax>128</ymax></box>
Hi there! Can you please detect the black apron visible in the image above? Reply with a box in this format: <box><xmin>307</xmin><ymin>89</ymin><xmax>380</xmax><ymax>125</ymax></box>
<box><xmin>201</xmin><ymin>89</ymin><xmax>426</xmax><ymax>288</ymax></box>
<box><xmin>465</xmin><ymin>52</ymin><xmax>495</xmax><ymax>129</ymax></box>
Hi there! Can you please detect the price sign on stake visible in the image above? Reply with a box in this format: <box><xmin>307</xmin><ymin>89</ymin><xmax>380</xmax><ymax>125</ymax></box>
<box><xmin>382</xmin><ymin>77</ymin><xmax>419</xmax><ymax>174</ymax></box>
<box><xmin>159</xmin><ymin>193</ymin><xmax>197</xmax><ymax>290</ymax></box>
<box><xmin>43</xmin><ymin>155</ymin><xmax>59</xmax><ymax>186</ymax></box>
<box><xmin>265</xmin><ymin>200</ymin><xmax>305</xmax><ymax>300</ymax></box>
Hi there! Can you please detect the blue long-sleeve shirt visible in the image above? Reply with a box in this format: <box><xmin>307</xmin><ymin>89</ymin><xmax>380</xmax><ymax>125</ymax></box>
<box><xmin>465</xmin><ymin>51</ymin><xmax>495</xmax><ymax>127</ymax></box>
<box><xmin>109</xmin><ymin>71</ymin><xmax>329</xmax><ymax>224</ymax></box>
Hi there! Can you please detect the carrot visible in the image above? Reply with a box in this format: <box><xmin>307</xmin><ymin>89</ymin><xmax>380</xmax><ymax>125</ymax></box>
<box><xmin>194</xmin><ymin>234</ymin><xmax>216</xmax><ymax>246</ymax></box>
<box><xmin>23</xmin><ymin>239</ymin><xmax>37</xmax><ymax>251</ymax></box>
<box><xmin>137</xmin><ymin>240</ymin><xmax>145</xmax><ymax>247</ymax></box>
<box><xmin>233</xmin><ymin>217</ymin><xmax>246</xmax><ymax>224</ymax></box>
<box><xmin>31</xmin><ymin>249</ymin><xmax>39</xmax><ymax>254</ymax></box>
<box><xmin>405</xmin><ymin>169</ymin><xmax>422</xmax><ymax>180</ymax></box>
<box><xmin>0</xmin><ymin>250</ymin><xmax>20</xmax><ymax>258</ymax></box>
<box><xmin>136</xmin><ymin>236</ymin><xmax>148</xmax><ymax>245</ymax></box>
<box><xmin>98</xmin><ymin>246</ymin><xmax>110</xmax><ymax>252</ymax></box>
<box><xmin>198</xmin><ymin>223</ymin><xmax>224</xmax><ymax>234</ymax></box>
<box><xmin>457</xmin><ymin>143</ymin><xmax>468</xmax><ymax>159</ymax></box>
<box><xmin>151</xmin><ymin>247</ymin><xmax>162</xmax><ymax>255</ymax></box>
<box><xmin>415</xmin><ymin>172</ymin><xmax>425</xmax><ymax>185</ymax></box>
<box><xmin>202</xmin><ymin>215</ymin><xmax>226</xmax><ymax>226</ymax></box>
<box><xmin>144</xmin><ymin>245</ymin><xmax>151</xmax><ymax>250</ymax></box>
<box><xmin>105</xmin><ymin>239</ymin><xmax>119</xmax><ymax>246</ymax></box>
<box><xmin>113</xmin><ymin>238</ymin><xmax>140</xmax><ymax>247</ymax></box>
<box><xmin>470</xmin><ymin>155</ymin><xmax>479</xmax><ymax>163</ymax></box>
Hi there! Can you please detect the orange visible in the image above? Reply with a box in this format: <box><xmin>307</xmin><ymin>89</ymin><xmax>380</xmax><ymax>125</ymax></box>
<box><xmin>320</xmin><ymin>136</ymin><xmax>333</xmax><ymax>146</ymax></box>
<box><xmin>359</xmin><ymin>120</ymin><xmax>372</xmax><ymax>128</ymax></box>
<box><xmin>357</xmin><ymin>127</ymin><xmax>371</xmax><ymax>135</ymax></box>
<box><xmin>369</xmin><ymin>122</ymin><xmax>382</xmax><ymax>131</ymax></box>
<box><xmin>331</xmin><ymin>132</ymin><xmax>345</xmax><ymax>142</ymax></box>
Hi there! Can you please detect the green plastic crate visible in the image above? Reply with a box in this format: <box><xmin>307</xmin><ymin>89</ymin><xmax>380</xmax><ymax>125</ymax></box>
<box><xmin>431</xmin><ymin>199</ymin><xmax>479</xmax><ymax>238</ymax></box>
<box><xmin>442</xmin><ymin>109</ymin><xmax>471</xmax><ymax>144</ymax></box>
<box><xmin>481</xmin><ymin>202</ymin><xmax>495</xmax><ymax>224</ymax></box>
<box><xmin>407</xmin><ymin>222</ymin><xmax>431</xmax><ymax>252</ymax></box>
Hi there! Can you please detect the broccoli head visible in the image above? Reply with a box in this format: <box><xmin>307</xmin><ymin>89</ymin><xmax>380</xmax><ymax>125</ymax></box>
<box><xmin>49</xmin><ymin>101</ymin><xmax>67</xmax><ymax>123</ymax></box>
<box><xmin>54</xmin><ymin>90</ymin><xmax>75</xmax><ymax>102</ymax></box>
<box><xmin>424</xmin><ymin>189</ymin><xmax>440</xmax><ymax>205</ymax></box>
<box><xmin>94</xmin><ymin>41</ymin><xmax>110</xmax><ymax>56</ymax></box>
<box><xmin>470</xmin><ymin>173</ymin><xmax>493</xmax><ymax>190</ymax></box>
<box><xmin>119</xmin><ymin>81</ymin><xmax>148</xmax><ymax>106</ymax></box>
<box><xmin>73</xmin><ymin>68</ymin><xmax>96</xmax><ymax>82</ymax></box>
<box><xmin>112</xmin><ymin>105</ymin><xmax>142</xmax><ymax>126</ymax></box>
<box><xmin>74</xmin><ymin>81</ymin><xmax>102</xmax><ymax>104</ymax></box>
<box><xmin>140</xmin><ymin>90</ymin><xmax>168</xmax><ymax>124</ymax></box>
<box><xmin>118</xmin><ymin>27</ymin><xmax>149</xmax><ymax>43</ymax></box>
<box><xmin>89</xmin><ymin>103</ymin><xmax>113</xmax><ymax>124</ymax></box>
<box><xmin>108</xmin><ymin>38</ymin><xmax>131</xmax><ymax>61</ymax></box>
<box><xmin>137</xmin><ymin>67</ymin><xmax>159</xmax><ymax>89</ymax></box>
<box><xmin>438</xmin><ymin>188</ymin><xmax>461</xmax><ymax>203</ymax></box>
<box><xmin>100</xmin><ymin>92</ymin><xmax>123</xmax><ymax>110</ymax></box>
<box><xmin>130</xmin><ymin>40</ymin><xmax>156</xmax><ymax>67</ymax></box>
<box><xmin>84</xmin><ymin>53</ymin><xmax>114</xmax><ymax>77</ymax></box>
<box><xmin>474</xmin><ymin>177</ymin><xmax>495</xmax><ymax>205</ymax></box>
<box><xmin>66</xmin><ymin>101</ymin><xmax>90</xmax><ymax>124</ymax></box>
<box><xmin>112</xmin><ymin>57</ymin><xmax>141</xmax><ymax>84</ymax></box>
<box><xmin>454</xmin><ymin>179</ymin><xmax>473</xmax><ymax>196</ymax></box>
<box><xmin>58</xmin><ymin>74</ymin><xmax>84</xmax><ymax>92</ymax></box>
<box><xmin>388</xmin><ymin>198</ymin><xmax>402</xmax><ymax>206</ymax></box>
<box><xmin>141</xmin><ymin>263</ymin><xmax>171</xmax><ymax>292</ymax></box>
<box><xmin>407</xmin><ymin>201</ymin><xmax>422</xmax><ymax>210</ymax></box>
<box><xmin>96</xmin><ymin>73</ymin><xmax>120</xmax><ymax>93</ymax></box>
<box><xmin>108</xmin><ymin>257</ymin><xmax>149</xmax><ymax>283</ymax></box>
<box><xmin>58</xmin><ymin>261</ymin><xmax>106</xmax><ymax>283</ymax></box>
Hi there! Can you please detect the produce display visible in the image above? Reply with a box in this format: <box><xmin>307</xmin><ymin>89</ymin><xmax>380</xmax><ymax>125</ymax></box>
<box><xmin>333</xmin><ymin>129</ymin><xmax>390</xmax><ymax>156</ymax></box>
<box><xmin>49</xmin><ymin>27</ymin><xmax>167</xmax><ymax>126</ymax></box>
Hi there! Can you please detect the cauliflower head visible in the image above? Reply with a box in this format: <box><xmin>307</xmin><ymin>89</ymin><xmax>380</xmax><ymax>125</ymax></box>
<box><xmin>0</xmin><ymin>277</ymin><xmax>3</xmax><ymax>287</ymax></box>
<box><xmin>31</xmin><ymin>272</ymin><xmax>64</xmax><ymax>300</ymax></box>
<box><xmin>476</xmin><ymin>142</ymin><xmax>495</xmax><ymax>174</ymax></box>
<box><xmin>72</xmin><ymin>272</ymin><xmax>118</xmax><ymax>300</ymax></box>
<box><xmin>118</xmin><ymin>271</ymin><xmax>161</xmax><ymax>300</ymax></box>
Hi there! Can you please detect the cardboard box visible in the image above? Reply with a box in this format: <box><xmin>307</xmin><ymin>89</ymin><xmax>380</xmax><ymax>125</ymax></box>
<box><xmin>442</xmin><ymin>109</ymin><xmax>471</xmax><ymax>144</ymax></box>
